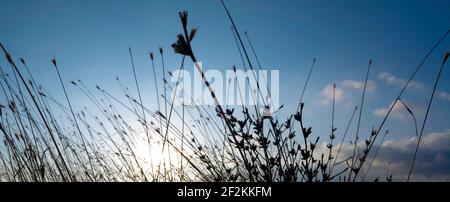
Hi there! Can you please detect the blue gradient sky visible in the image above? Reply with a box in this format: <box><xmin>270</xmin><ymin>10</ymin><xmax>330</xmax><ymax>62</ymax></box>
<box><xmin>1</xmin><ymin>0</ymin><xmax>450</xmax><ymax>179</ymax></box>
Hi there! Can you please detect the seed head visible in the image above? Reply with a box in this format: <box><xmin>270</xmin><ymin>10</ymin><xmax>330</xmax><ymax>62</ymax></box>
<box><xmin>189</xmin><ymin>28</ymin><xmax>198</xmax><ymax>42</ymax></box>
<box><xmin>443</xmin><ymin>51</ymin><xmax>450</xmax><ymax>65</ymax></box>
<box><xmin>179</xmin><ymin>11</ymin><xmax>188</xmax><ymax>28</ymax></box>
<box><xmin>172</xmin><ymin>34</ymin><xmax>191</xmax><ymax>56</ymax></box>
<box><xmin>51</xmin><ymin>58</ymin><xmax>57</xmax><ymax>66</ymax></box>
<box><xmin>0</xmin><ymin>43</ymin><xmax>13</xmax><ymax>64</ymax></box>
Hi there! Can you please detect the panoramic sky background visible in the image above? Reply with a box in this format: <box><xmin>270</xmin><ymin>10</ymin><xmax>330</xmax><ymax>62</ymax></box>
<box><xmin>1</xmin><ymin>0</ymin><xmax>450</xmax><ymax>181</ymax></box>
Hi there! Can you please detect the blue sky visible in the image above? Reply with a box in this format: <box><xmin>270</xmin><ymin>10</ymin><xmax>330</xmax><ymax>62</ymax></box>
<box><xmin>1</xmin><ymin>0</ymin><xmax>450</xmax><ymax>180</ymax></box>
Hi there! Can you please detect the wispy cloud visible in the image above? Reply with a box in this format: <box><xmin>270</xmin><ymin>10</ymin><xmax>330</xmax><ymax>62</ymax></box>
<box><xmin>439</xmin><ymin>92</ymin><xmax>450</xmax><ymax>101</ymax></box>
<box><xmin>342</xmin><ymin>80</ymin><xmax>377</xmax><ymax>92</ymax></box>
<box><xmin>378</xmin><ymin>72</ymin><xmax>450</xmax><ymax>102</ymax></box>
<box><xmin>375</xmin><ymin>129</ymin><xmax>450</xmax><ymax>181</ymax></box>
<box><xmin>373</xmin><ymin>100</ymin><xmax>422</xmax><ymax>121</ymax></box>
<box><xmin>316</xmin><ymin>80</ymin><xmax>376</xmax><ymax>106</ymax></box>
<box><xmin>373</xmin><ymin>101</ymin><xmax>407</xmax><ymax>120</ymax></box>
<box><xmin>326</xmin><ymin>129</ymin><xmax>450</xmax><ymax>181</ymax></box>
<box><xmin>378</xmin><ymin>72</ymin><xmax>426</xmax><ymax>91</ymax></box>
<box><xmin>316</xmin><ymin>84</ymin><xmax>344</xmax><ymax>106</ymax></box>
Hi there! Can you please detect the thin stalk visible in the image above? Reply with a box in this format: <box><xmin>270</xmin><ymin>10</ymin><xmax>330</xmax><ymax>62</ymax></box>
<box><xmin>297</xmin><ymin>58</ymin><xmax>316</xmax><ymax>111</ymax></box>
<box><xmin>353</xmin><ymin>29</ymin><xmax>450</xmax><ymax>180</ymax></box>
<box><xmin>349</xmin><ymin>59</ymin><xmax>372</xmax><ymax>181</ymax></box>
<box><xmin>52</xmin><ymin>58</ymin><xmax>93</xmax><ymax>181</ymax></box>
<box><xmin>407</xmin><ymin>52</ymin><xmax>449</xmax><ymax>182</ymax></box>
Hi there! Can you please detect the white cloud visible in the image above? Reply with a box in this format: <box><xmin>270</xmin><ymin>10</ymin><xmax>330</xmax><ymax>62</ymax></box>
<box><xmin>316</xmin><ymin>84</ymin><xmax>345</xmax><ymax>106</ymax></box>
<box><xmin>374</xmin><ymin>129</ymin><xmax>450</xmax><ymax>181</ymax></box>
<box><xmin>342</xmin><ymin>80</ymin><xmax>377</xmax><ymax>92</ymax></box>
<box><xmin>378</xmin><ymin>72</ymin><xmax>402</xmax><ymax>86</ymax></box>
<box><xmin>383</xmin><ymin>129</ymin><xmax>450</xmax><ymax>152</ymax></box>
<box><xmin>316</xmin><ymin>80</ymin><xmax>376</xmax><ymax>106</ymax></box>
<box><xmin>378</xmin><ymin>72</ymin><xmax>426</xmax><ymax>91</ymax></box>
<box><xmin>328</xmin><ymin>129</ymin><xmax>450</xmax><ymax>181</ymax></box>
<box><xmin>373</xmin><ymin>100</ymin><xmax>407</xmax><ymax>120</ymax></box>
<box><xmin>439</xmin><ymin>91</ymin><xmax>450</xmax><ymax>101</ymax></box>
<box><xmin>322</xmin><ymin>84</ymin><xmax>344</xmax><ymax>101</ymax></box>
<box><xmin>378</xmin><ymin>72</ymin><xmax>450</xmax><ymax>102</ymax></box>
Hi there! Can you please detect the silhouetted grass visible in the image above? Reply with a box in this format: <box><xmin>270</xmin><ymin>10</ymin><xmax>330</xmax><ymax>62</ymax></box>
<box><xmin>0</xmin><ymin>4</ymin><xmax>448</xmax><ymax>182</ymax></box>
